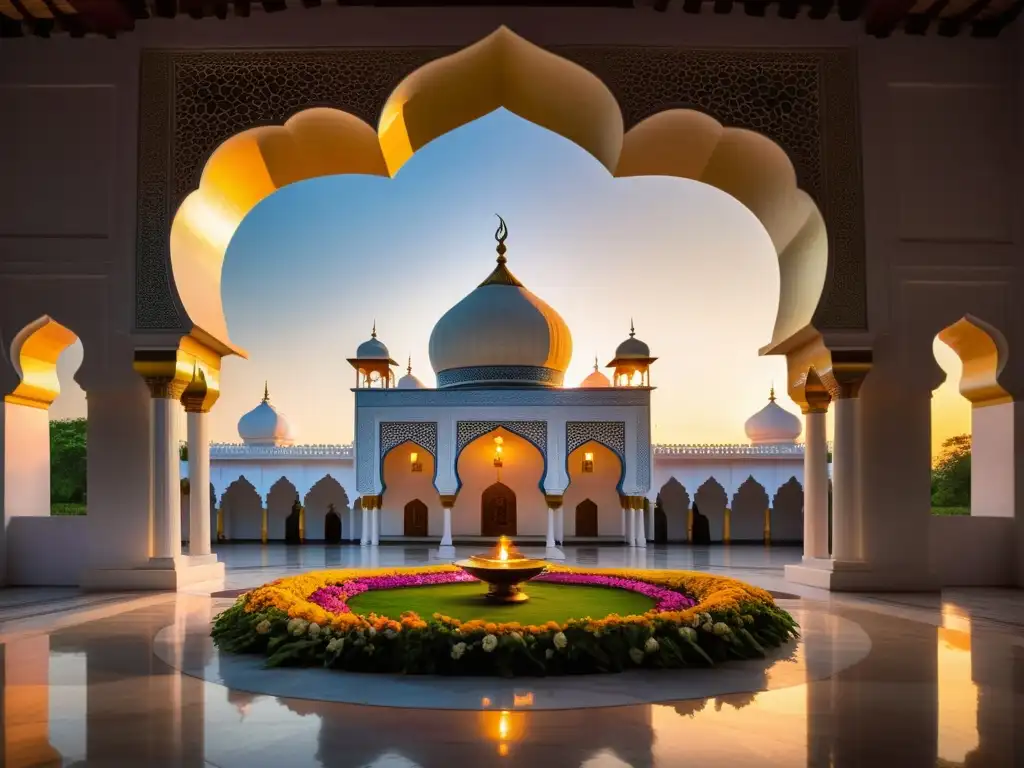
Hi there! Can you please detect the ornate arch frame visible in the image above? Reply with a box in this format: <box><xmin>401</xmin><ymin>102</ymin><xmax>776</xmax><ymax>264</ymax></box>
<box><xmin>135</xmin><ymin>44</ymin><xmax>864</xmax><ymax>335</ymax></box>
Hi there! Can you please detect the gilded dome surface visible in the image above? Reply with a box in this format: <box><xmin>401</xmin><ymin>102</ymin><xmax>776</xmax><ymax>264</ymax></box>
<box><xmin>744</xmin><ymin>389</ymin><xmax>802</xmax><ymax>445</ymax></box>
<box><xmin>428</xmin><ymin>218</ymin><xmax>572</xmax><ymax>388</ymax></box>
<box><xmin>397</xmin><ymin>358</ymin><xmax>427</xmax><ymax>390</ymax></box>
<box><xmin>238</xmin><ymin>384</ymin><xmax>294</xmax><ymax>446</ymax></box>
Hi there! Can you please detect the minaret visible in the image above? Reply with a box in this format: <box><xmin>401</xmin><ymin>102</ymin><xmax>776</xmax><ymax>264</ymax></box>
<box><xmin>347</xmin><ymin>323</ymin><xmax>397</xmax><ymax>389</ymax></box>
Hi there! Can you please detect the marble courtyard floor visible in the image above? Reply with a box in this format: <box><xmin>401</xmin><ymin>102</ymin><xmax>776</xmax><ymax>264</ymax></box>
<box><xmin>1</xmin><ymin>544</ymin><xmax>1022</xmax><ymax>767</ymax></box>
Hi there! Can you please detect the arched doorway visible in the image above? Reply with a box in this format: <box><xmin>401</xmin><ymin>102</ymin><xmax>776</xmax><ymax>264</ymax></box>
<box><xmin>694</xmin><ymin>478</ymin><xmax>728</xmax><ymax>542</ymax></box>
<box><xmin>481</xmin><ymin>482</ymin><xmax>517</xmax><ymax>537</ymax></box>
<box><xmin>653</xmin><ymin>496</ymin><xmax>667</xmax><ymax>544</ymax></box>
<box><xmin>731</xmin><ymin>477</ymin><xmax>770</xmax><ymax>543</ymax></box>
<box><xmin>404</xmin><ymin>499</ymin><xmax>429</xmax><ymax>537</ymax></box>
<box><xmin>304</xmin><ymin>474</ymin><xmax>350</xmax><ymax>543</ymax></box>
<box><xmin>324</xmin><ymin>504</ymin><xmax>342</xmax><ymax>543</ymax></box>
<box><xmin>771</xmin><ymin>477</ymin><xmax>804</xmax><ymax>543</ymax></box>
<box><xmin>575</xmin><ymin>498</ymin><xmax>598</xmax><ymax>537</ymax></box>
<box><xmin>285</xmin><ymin>495</ymin><xmax>301</xmax><ymax>543</ymax></box>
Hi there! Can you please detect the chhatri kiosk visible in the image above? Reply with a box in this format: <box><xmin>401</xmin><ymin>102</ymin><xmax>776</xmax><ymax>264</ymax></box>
<box><xmin>348</xmin><ymin>219</ymin><xmax>655</xmax><ymax>557</ymax></box>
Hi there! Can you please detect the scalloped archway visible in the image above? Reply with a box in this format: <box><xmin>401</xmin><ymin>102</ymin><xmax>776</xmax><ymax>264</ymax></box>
<box><xmin>165</xmin><ymin>27</ymin><xmax>833</xmax><ymax>364</ymax></box>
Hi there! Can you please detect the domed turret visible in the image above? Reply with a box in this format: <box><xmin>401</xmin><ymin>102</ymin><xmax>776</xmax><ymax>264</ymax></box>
<box><xmin>397</xmin><ymin>357</ymin><xmax>427</xmax><ymax>390</ymax></box>
<box><xmin>744</xmin><ymin>387</ymin><xmax>802</xmax><ymax>444</ymax></box>
<box><xmin>606</xmin><ymin>320</ymin><xmax>657</xmax><ymax>387</ymax></box>
<box><xmin>580</xmin><ymin>356</ymin><xmax>611</xmax><ymax>388</ymax></box>
<box><xmin>237</xmin><ymin>383</ymin><xmax>294</xmax><ymax>446</ymax></box>
<box><xmin>428</xmin><ymin>216</ymin><xmax>572</xmax><ymax>388</ymax></box>
<box><xmin>347</xmin><ymin>322</ymin><xmax>398</xmax><ymax>389</ymax></box>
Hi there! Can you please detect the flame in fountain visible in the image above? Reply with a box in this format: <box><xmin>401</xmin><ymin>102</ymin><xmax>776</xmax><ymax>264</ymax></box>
<box><xmin>498</xmin><ymin>536</ymin><xmax>510</xmax><ymax>562</ymax></box>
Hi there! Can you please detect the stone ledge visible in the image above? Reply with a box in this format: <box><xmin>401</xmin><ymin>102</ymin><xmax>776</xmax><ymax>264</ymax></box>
<box><xmin>81</xmin><ymin>558</ymin><xmax>225</xmax><ymax>592</ymax></box>
<box><xmin>785</xmin><ymin>561</ymin><xmax>939</xmax><ymax>592</ymax></box>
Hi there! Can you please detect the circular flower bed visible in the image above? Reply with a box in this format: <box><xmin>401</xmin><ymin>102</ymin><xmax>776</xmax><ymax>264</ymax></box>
<box><xmin>212</xmin><ymin>565</ymin><xmax>799</xmax><ymax>676</ymax></box>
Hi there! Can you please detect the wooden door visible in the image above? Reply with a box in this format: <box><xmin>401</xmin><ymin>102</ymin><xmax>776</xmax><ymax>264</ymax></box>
<box><xmin>575</xmin><ymin>499</ymin><xmax>598</xmax><ymax>537</ymax></box>
<box><xmin>404</xmin><ymin>499</ymin><xmax>429</xmax><ymax>536</ymax></box>
<box><xmin>481</xmin><ymin>482</ymin><xmax>517</xmax><ymax>537</ymax></box>
<box><xmin>325</xmin><ymin>510</ymin><xmax>342</xmax><ymax>543</ymax></box>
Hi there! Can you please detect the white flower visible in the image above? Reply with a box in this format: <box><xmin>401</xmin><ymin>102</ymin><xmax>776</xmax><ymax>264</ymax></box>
<box><xmin>702</xmin><ymin>622</ymin><xmax>714</xmax><ymax>633</ymax></box>
<box><xmin>713</xmin><ymin>622</ymin><xmax>732</xmax><ymax>636</ymax></box>
<box><xmin>451</xmin><ymin>642</ymin><xmax>467</xmax><ymax>660</ymax></box>
<box><xmin>308</xmin><ymin>622</ymin><xmax>321</xmax><ymax>638</ymax></box>
<box><xmin>644</xmin><ymin>637</ymin><xmax>660</xmax><ymax>654</ymax></box>
<box><xmin>702</xmin><ymin>613</ymin><xmax>712</xmax><ymax>623</ymax></box>
<box><xmin>384</xmin><ymin>629</ymin><xmax>398</xmax><ymax>640</ymax></box>
<box><xmin>255</xmin><ymin>620</ymin><xmax>271</xmax><ymax>635</ymax></box>
<box><xmin>691</xmin><ymin>615</ymin><xmax>702</xmax><ymax>628</ymax></box>
<box><xmin>367</xmin><ymin>626</ymin><xmax>376</xmax><ymax>637</ymax></box>
<box><xmin>509</xmin><ymin>631</ymin><xmax>523</xmax><ymax>644</ymax></box>
<box><xmin>482</xmin><ymin>634</ymin><xmax>499</xmax><ymax>653</ymax></box>
<box><xmin>326</xmin><ymin>638</ymin><xmax>345</xmax><ymax>653</ymax></box>
<box><xmin>545</xmin><ymin>648</ymin><xmax>554</xmax><ymax>660</ymax></box>
<box><xmin>553</xmin><ymin>632</ymin><xmax>568</xmax><ymax>650</ymax></box>
<box><xmin>629</xmin><ymin>648</ymin><xmax>645</xmax><ymax>665</ymax></box>
<box><xmin>678</xmin><ymin>626</ymin><xmax>697</xmax><ymax>643</ymax></box>
<box><xmin>290</xmin><ymin>619</ymin><xmax>309</xmax><ymax>637</ymax></box>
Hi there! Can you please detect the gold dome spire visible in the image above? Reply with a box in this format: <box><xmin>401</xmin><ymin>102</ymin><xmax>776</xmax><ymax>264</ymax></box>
<box><xmin>479</xmin><ymin>214</ymin><xmax>524</xmax><ymax>288</ymax></box>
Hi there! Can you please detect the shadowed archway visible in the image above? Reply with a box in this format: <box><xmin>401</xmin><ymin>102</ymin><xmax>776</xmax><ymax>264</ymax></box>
<box><xmin>772</xmin><ymin>477</ymin><xmax>804</xmax><ymax>542</ymax></box>
<box><xmin>481</xmin><ymin>482</ymin><xmax>517</xmax><ymax>537</ymax></box>
<box><xmin>731</xmin><ymin>477</ymin><xmax>769</xmax><ymax>543</ymax></box>
<box><xmin>657</xmin><ymin>478</ymin><xmax>691</xmax><ymax>542</ymax></box>
<box><xmin>694</xmin><ymin>478</ymin><xmax>728</xmax><ymax>542</ymax></box>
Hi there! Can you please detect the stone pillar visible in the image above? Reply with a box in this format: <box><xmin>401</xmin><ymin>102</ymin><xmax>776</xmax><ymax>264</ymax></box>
<box><xmin>543</xmin><ymin>494</ymin><xmax>566</xmax><ymax>560</ymax></box>
<box><xmin>216</xmin><ymin>507</ymin><xmax>224</xmax><ymax>541</ymax></box>
<box><xmin>555</xmin><ymin>507</ymin><xmax>564</xmax><ymax>545</ymax></box>
<box><xmin>635</xmin><ymin>498</ymin><xmax>647</xmax><ymax>548</ymax></box>
<box><xmin>347</xmin><ymin>505</ymin><xmax>354</xmax><ymax>542</ymax></box>
<box><xmin>370</xmin><ymin>502</ymin><xmax>380</xmax><ymax>546</ymax></box>
<box><xmin>183</xmin><ymin>410</ymin><xmax>211</xmax><ymax>557</ymax></box>
<box><xmin>437</xmin><ymin>494</ymin><xmax>456</xmax><ymax>558</ymax></box>
<box><xmin>831</xmin><ymin>395</ymin><xmax>862</xmax><ymax>562</ymax></box>
<box><xmin>647</xmin><ymin>500</ymin><xmax>655</xmax><ymax>543</ymax></box>
<box><xmin>802</xmin><ymin>396</ymin><xmax>831</xmax><ymax>561</ymax></box>
<box><xmin>260</xmin><ymin>508</ymin><xmax>268</xmax><ymax>544</ymax></box>
<box><xmin>298</xmin><ymin>505</ymin><xmax>306</xmax><ymax>543</ymax></box>
<box><xmin>359</xmin><ymin>500</ymin><xmax>369</xmax><ymax>546</ymax></box>
<box><xmin>627</xmin><ymin>503</ymin><xmax>636</xmax><ymax>546</ymax></box>
<box><xmin>148</xmin><ymin>386</ymin><xmax>186</xmax><ymax>561</ymax></box>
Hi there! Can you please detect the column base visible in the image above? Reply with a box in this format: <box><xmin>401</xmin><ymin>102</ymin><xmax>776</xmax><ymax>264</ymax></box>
<box><xmin>785</xmin><ymin>558</ymin><xmax>939</xmax><ymax>592</ymax></box>
<box><xmin>81</xmin><ymin>555</ymin><xmax>225</xmax><ymax>591</ymax></box>
<box><xmin>545</xmin><ymin>546</ymin><xmax>566</xmax><ymax>561</ymax></box>
<box><xmin>435</xmin><ymin>545</ymin><xmax>457</xmax><ymax>560</ymax></box>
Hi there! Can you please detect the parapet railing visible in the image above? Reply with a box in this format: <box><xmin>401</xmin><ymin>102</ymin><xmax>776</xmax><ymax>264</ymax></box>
<box><xmin>208</xmin><ymin>443</ymin><xmax>354</xmax><ymax>458</ymax></box>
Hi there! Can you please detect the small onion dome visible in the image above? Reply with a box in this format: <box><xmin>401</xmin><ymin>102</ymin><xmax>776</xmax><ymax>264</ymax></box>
<box><xmin>580</xmin><ymin>356</ymin><xmax>611</xmax><ymax>388</ymax></box>
<box><xmin>428</xmin><ymin>216</ymin><xmax>572</xmax><ymax>388</ymax></box>
<box><xmin>611</xmin><ymin>319</ymin><xmax>652</xmax><ymax>361</ymax></box>
<box><xmin>744</xmin><ymin>387</ymin><xmax>802</xmax><ymax>444</ymax></box>
<box><xmin>397</xmin><ymin>357</ymin><xmax>427</xmax><ymax>389</ymax></box>
<box><xmin>355</xmin><ymin>322</ymin><xmax>395</xmax><ymax>362</ymax></box>
<box><xmin>237</xmin><ymin>382</ymin><xmax>294</xmax><ymax>446</ymax></box>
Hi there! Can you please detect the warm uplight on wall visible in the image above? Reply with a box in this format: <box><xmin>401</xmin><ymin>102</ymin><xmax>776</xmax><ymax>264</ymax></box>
<box><xmin>493</xmin><ymin>435</ymin><xmax>504</xmax><ymax>468</ymax></box>
<box><xmin>410</xmin><ymin>451</ymin><xmax>422</xmax><ymax>473</ymax></box>
<box><xmin>583</xmin><ymin>452</ymin><xmax>594</xmax><ymax>473</ymax></box>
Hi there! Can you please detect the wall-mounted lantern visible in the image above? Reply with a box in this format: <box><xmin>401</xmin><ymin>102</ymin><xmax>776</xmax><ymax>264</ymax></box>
<box><xmin>410</xmin><ymin>451</ymin><xmax>422</xmax><ymax>473</ymax></box>
<box><xmin>493</xmin><ymin>435</ymin><xmax>504</xmax><ymax>468</ymax></box>
<box><xmin>582</xmin><ymin>451</ymin><xmax>594</xmax><ymax>473</ymax></box>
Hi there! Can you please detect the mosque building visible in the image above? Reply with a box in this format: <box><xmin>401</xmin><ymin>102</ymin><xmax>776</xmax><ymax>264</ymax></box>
<box><xmin>190</xmin><ymin>221</ymin><xmax>813</xmax><ymax>553</ymax></box>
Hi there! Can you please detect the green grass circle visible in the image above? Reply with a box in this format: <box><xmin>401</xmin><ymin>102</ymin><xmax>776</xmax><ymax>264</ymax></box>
<box><xmin>346</xmin><ymin>581</ymin><xmax>656</xmax><ymax>625</ymax></box>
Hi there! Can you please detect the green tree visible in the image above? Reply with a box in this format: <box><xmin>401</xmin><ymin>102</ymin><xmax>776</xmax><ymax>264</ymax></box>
<box><xmin>50</xmin><ymin>417</ymin><xmax>87</xmax><ymax>504</ymax></box>
<box><xmin>931</xmin><ymin>433</ymin><xmax>971</xmax><ymax>508</ymax></box>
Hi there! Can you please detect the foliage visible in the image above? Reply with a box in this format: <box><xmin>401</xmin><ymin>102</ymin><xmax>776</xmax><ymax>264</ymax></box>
<box><xmin>211</xmin><ymin>566</ymin><xmax>799</xmax><ymax>677</ymax></box>
<box><xmin>50</xmin><ymin>418</ymin><xmax>87</xmax><ymax>505</ymax></box>
<box><xmin>51</xmin><ymin>503</ymin><xmax>87</xmax><ymax>516</ymax></box>
<box><xmin>179</xmin><ymin>441</ymin><xmax>188</xmax><ymax>461</ymax></box>
<box><xmin>931</xmin><ymin>506</ymin><xmax>970</xmax><ymax>517</ymax></box>
<box><xmin>931</xmin><ymin>433</ymin><xmax>971</xmax><ymax>509</ymax></box>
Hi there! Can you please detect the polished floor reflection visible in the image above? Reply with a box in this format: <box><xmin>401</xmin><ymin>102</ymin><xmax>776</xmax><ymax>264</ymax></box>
<box><xmin>2</xmin><ymin>544</ymin><xmax>1023</xmax><ymax>767</ymax></box>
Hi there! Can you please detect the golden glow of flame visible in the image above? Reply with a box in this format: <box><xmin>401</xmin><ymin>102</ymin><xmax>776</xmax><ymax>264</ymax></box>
<box><xmin>498</xmin><ymin>711</ymin><xmax>510</xmax><ymax>739</ymax></box>
<box><xmin>513</xmin><ymin>693</ymin><xmax>534</xmax><ymax>707</ymax></box>
<box><xmin>498</xmin><ymin>538</ymin><xmax>510</xmax><ymax>562</ymax></box>
<box><xmin>498</xmin><ymin>743</ymin><xmax>509</xmax><ymax>757</ymax></box>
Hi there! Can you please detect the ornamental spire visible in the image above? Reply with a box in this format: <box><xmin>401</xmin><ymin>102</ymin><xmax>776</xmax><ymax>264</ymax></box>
<box><xmin>495</xmin><ymin>214</ymin><xmax>508</xmax><ymax>264</ymax></box>
<box><xmin>407</xmin><ymin>355</ymin><xmax>412</xmax><ymax>375</ymax></box>
<box><xmin>371</xmin><ymin>320</ymin><xmax>377</xmax><ymax>339</ymax></box>
<box><xmin>479</xmin><ymin>215</ymin><xmax>523</xmax><ymax>287</ymax></box>
<box><xmin>769</xmin><ymin>383</ymin><xmax>776</xmax><ymax>402</ymax></box>
<box><xmin>262</xmin><ymin>381</ymin><xmax>270</xmax><ymax>403</ymax></box>
<box><xmin>594</xmin><ymin>355</ymin><xmax>599</xmax><ymax>373</ymax></box>
<box><xmin>629</xmin><ymin>318</ymin><xmax>636</xmax><ymax>338</ymax></box>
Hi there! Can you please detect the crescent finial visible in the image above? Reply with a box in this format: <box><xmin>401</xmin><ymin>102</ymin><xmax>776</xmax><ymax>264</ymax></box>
<box><xmin>494</xmin><ymin>215</ymin><xmax>508</xmax><ymax>262</ymax></box>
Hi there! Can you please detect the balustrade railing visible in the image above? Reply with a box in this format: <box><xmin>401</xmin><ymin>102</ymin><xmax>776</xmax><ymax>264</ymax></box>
<box><xmin>208</xmin><ymin>443</ymin><xmax>354</xmax><ymax>458</ymax></box>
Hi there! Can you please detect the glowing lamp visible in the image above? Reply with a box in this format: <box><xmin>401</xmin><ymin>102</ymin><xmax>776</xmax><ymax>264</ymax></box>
<box><xmin>493</xmin><ymin>436</ymin><xmax>504</xmax><ymax>468</ymax></box>
<box><xmin>410</xmin><ymin>451</ymin><xmax>422</xmax><ymax>473</ymax></box>
<box><xmin>583</xmin><ymin>451</ymin><xmax>594</xmax><ymax>473</ymax></box>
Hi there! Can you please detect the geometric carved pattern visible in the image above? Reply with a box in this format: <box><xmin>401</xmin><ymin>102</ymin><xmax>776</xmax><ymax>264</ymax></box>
<box><xmin>138</xmin><ymin>46</ymin><xmax>864</xmax><ymax>333</ymax></box>
<box><xmin>379</xmin><ymin>421</ymin><xmax>438</xmax><ymax>458</ymax></box>
<box><xmin>436</xmin><ymin>365</ymin><xmax>564</xmax><ymax>388</ymax></box>
<box><xmin>633</xmin><ymin>413</ymin><xmax>651</xmax><ymax>494</ymax></box>
<box><xmin>355</xmin><ymin>412</ymin><xmax>376</xmax><ymax>494</ymax></box>
<box><xmin>456</xmin><ymin>421</ymin><xmax>547</xmax><ymax>461</ymax></box>
<box><xmin>356</xmin><ymin>388</ymin><xmax>649</xmax><ymax>408</ymax></box>
<box><xmin>566</xmin><ymin>421</ymin><xmax>626</xmax><ymax>462</ymax></box>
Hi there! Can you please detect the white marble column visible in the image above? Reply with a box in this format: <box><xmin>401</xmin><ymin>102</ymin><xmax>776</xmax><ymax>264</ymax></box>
<box><xmin>555</xmin><ymin>507</ymin><xmax>564</xmax><ymax>545</ymax></box>
<box><xmin>370</xmin><ymin>507</ymin><xmax>380</xmax><ymax>546</ymax></box>
<box><xmin>360</xmin><ymin>505</ymin><xmax>369</xmax><ymax>546</ymax></box>
<box><xmin>347</xmin><ymin>505</ymin><xmax>355</xmax><ymax>542</ymax></box>
<box><xmin>620</xmin><ymin>506</ymin><xmax>627</xmax><ymax>539</ymax></box>
<box><xmin>647</xmin><ymin>500</ymin><xmax>655</xmax><ymax>543</ymax></box>
<box><xmin>186</xmin><ymin>411</ymin><xmax>211</xmax><ymax>557</ymax></box>
<box><xmin>546</xmin><ymin>507</ymin><xmax>557</xmax><ymax>548</ymax></box>
<box><xmin>441</xmin><ymin>505</ymin><xmax>453</xmax><ymax>547</ymax></box>
<box><xmin>803</xmin><ymin>406</ymin><xmax>830</xmax><ymax>560</ymax></box>
<box><xmin>636</xmin><ymin>501</ymin><xmax>647</xmax><ymax>548</ymax></box>
<box><xmin>627</xmin><ymin>504</ymin><xmax>637</xmax><ymax>547</ymax></box>
<box><xmin>831</xmin><ymin>395</ymin><xmax>861</xmax><ymax>561</ymax></box>
<box><xmin>152</xmin><ymin>396</ymin><xmax>182</xmax><ymax>560</ymax></box>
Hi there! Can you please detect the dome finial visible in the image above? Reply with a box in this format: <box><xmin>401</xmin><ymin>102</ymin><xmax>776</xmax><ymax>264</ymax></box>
<box><xmin>262</xmin><ymin>381</ymin><xmax>270</xmax><ymax>403</ymax></box>
<box><xmin>594</xmin><ymin>355</ymin><xmax>599</xmax><ymax>373</ymax></box>
<box><xmin>407</xmin><ymin>355</ymin><xmax>412</xmax><ymax>375</ymax></box>
<box><xmin>769</xmin><ymin>382</ymin><xmax>776</xmax><ymax>402</ymax></box>
<box><xmin>629</xmin><ymin>318</ymin><xmax>636</xmax><ymax>338</ymax></box>
<box><xmin>495</xmin><ymin>214</ymin><xmax>508</xmax><ymax>263</ymax></box>
<box><xmin>371</xmin><ymin>320</ymin><xmax>377</xmax><ymax>339</ymax></box>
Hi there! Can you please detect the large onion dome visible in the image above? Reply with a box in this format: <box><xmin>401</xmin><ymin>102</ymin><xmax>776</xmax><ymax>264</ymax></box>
<box><xmin>744</xmin><ymin>388</ymin><xmax>802</xmax><ymax>445</ymax></box>
<box><xmin>428</xmin><ymin>216</ymin><xmax>573</xmax><ymax>389</ymax></box>
<box><xmin>397</xmin><ymin>357</ymin><xmax>427</xmax><ymax>390</ymax></box>
<box><xmin>580</xmin><ymin>357</ymin><xmax>611</xmax><ymax>388</ymax></box>
<box><xmin>237</xmin><ymin>383</ymin><xmax>294</xmax><ymax>446</ymax></box>
<box><xmin>355</xmin><ymin>323</ymin><xmax>392</xmax><ymax>360</ymax></box>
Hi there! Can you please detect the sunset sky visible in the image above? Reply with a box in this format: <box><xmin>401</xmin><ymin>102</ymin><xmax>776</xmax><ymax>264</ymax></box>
<box><xmin>49</xmin><ymin>109</ymin><xmax>971</xmax><ymax>456</ymax></box>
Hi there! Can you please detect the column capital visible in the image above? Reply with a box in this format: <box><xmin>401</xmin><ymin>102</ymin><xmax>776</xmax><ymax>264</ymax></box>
<box><xmin>544</xmin><ymin>494</ymin><xmax>564</xmax><ymax>509</ymax></box>
<box><xmin>439</xmin><ymin>494</ymin><xmax>458</xmax><ymax>508</ymax></box>
<box><xmin>360</xmin><ymin>495</ymin><xmax>383</xmax><ymax>510</ymax></box>
<box><xmin>828</xmin><ymin>349</ymin><xmax>872</xmax><ymax>399</ymax></box>
<box><xmin>181</xmin><ymin>366</ymin><xmax>220</xmax><ymax>413</ymax></box>
<box><xmin>134</xmin><ymin>337</ymin><xmax>223</xmax><ymax>403</ymax></box>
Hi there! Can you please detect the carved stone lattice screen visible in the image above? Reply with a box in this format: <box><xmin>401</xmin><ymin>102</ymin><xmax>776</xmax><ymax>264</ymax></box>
<box><xmin>136</xmin><ymin>46</ymin><xmax>864</xmax><ymax>333</ymax></box>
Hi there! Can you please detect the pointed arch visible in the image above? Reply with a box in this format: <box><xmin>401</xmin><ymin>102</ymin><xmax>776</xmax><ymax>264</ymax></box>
<box><xmin>266</xmin><ymin>476</ymin><xmax>299</xmax><ymax>541</ymax></box>
<box><xmin>658</xmin><ymin>478</ymin><xmax>691</xmax><ymax>542</ymax></box>
<box><xmin>731</xmin><ymin>476</ymin><xmax>770</xmax><ymax>543</ymax></box>
<box><xmin>221</xmin><ymin>476</ymin><xmax>261</xmax><ymax>540</ymax></box>
<box><xmin>694</xmin><ymin>478</ymin><xmax>728</xmax><ymax>543</ymax></box>
<box><xmin>304</xmin><ymin>474</ymin><xmax>350</xmax><ymax>542</ymax></box>
<box><xmin>771</xmin><ymin>477</ymin><xmax>804</xmax><ymax>543</ymax></box>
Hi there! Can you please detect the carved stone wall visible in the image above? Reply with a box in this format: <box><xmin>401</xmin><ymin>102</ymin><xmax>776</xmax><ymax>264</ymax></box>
<box><xmin>136</xmin><ymin>46</ymin><xmax>864</xmax><ymax>333</ymax></box>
